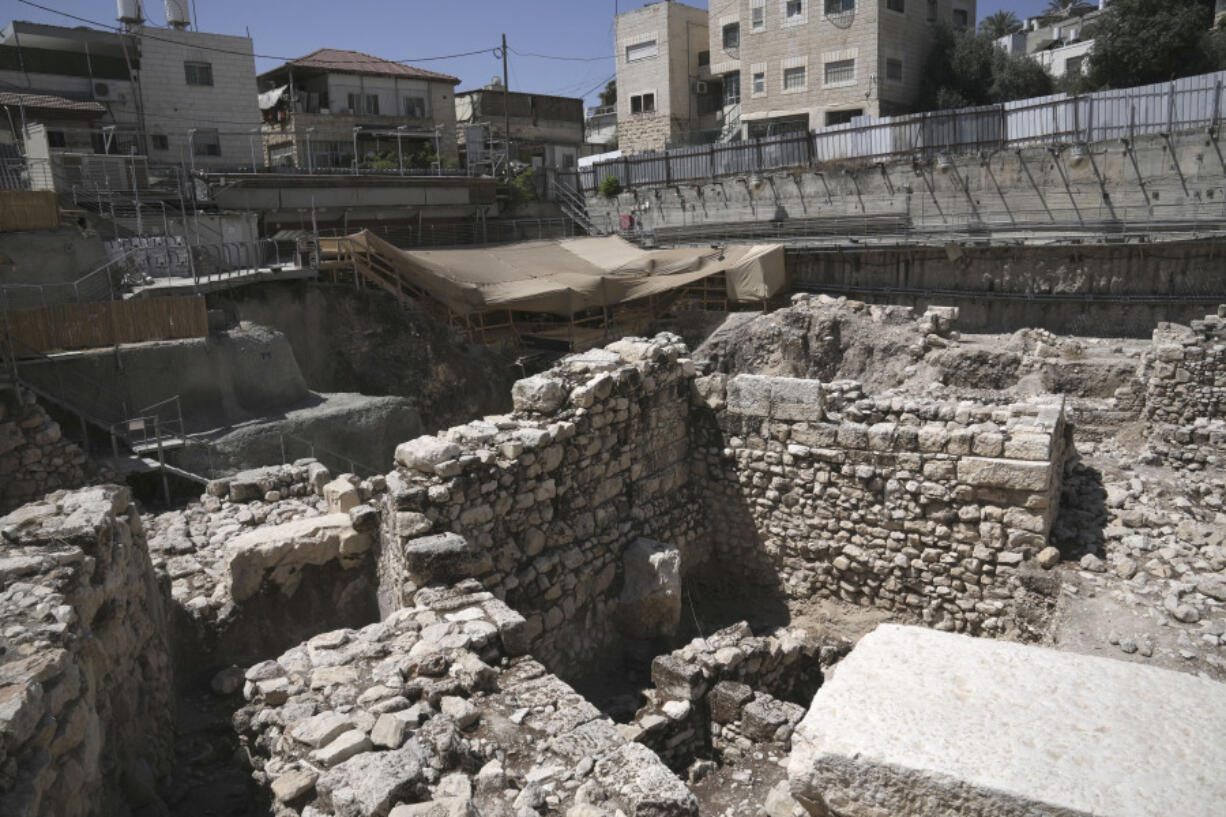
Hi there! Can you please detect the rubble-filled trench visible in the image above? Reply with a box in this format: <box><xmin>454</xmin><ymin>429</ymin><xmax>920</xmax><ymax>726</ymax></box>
<box><xmin>3</xmin><ymin>295</ymin><xmax>1226</xmax><ymax>817</ymax></box>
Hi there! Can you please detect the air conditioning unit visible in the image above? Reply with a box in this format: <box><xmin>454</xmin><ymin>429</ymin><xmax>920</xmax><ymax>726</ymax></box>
<box><xmin>94</xmin><ymin>82</ymin><xmax>111</xmax><ymax>98</ymax></box>
<box><xmin>694</xmin><ymin>80</ymin><xmax>709</xmax><ymax>94</ymax></box>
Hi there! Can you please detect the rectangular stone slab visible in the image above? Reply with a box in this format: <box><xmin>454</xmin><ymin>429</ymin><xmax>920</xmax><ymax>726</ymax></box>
<box><xmin>788</xmin><ymin>624</ymin><xmax>1226</xmax><ymax>817</ymax></box>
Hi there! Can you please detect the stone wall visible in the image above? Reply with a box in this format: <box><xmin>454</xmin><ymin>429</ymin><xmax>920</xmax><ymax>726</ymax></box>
<box><xmin>695</xmin><ymin>374</ymin><xmax>1067</xmax><ymax>636</ymax></box>
<box><xmin>1139</xmin><ymin>306</ymin><xmax>1226</xmax><ymax>470</ymax></box>
<box><xmin>0</xmin><ymin>387</ymin><xmax>105</xmax><ymax>514</ymax></box>
<box><xmin>146</xmin><ymin>461</ymin><xmax>385</xmax><ymax>674</ymax></box>
<box><xmin>378</xmin><ymin>335</ymin><xmax>708</xmax><ymax>678</ymax></box>
<box><xmin>0</xmin><ymin>486</ymin><xmax>174</xmax><ymax>817</ymax></box>
<box><xmin>628</xmin><ymin>621</ymin><xmax>846</xmax><ymax>772</ymax></box>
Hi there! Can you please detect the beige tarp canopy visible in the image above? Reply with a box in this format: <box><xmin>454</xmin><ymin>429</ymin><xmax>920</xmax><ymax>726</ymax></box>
<box><xmin>343</xmin><ymin>231</ymin><xmax>786</xmax><ymax>316</ymax></box>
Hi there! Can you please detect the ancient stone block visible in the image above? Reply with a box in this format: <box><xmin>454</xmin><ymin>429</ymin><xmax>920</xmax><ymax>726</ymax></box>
<box><xmin>617</xmin><ymin>538</ymin><xmax>682</xmax><ymax>640</ymax></box>
<box><xmin>956</xmin><ymin>457</ymin><xmax>1052</xmax><ymax>492</ymax></box>
<box><xmin>788</xmin><ymin>624</ymin><xmax>1226</xmax><ymax>817</ymax></box>
<box><xmin>402</xmin><ymin>532</ymin><xmax>489</xmax><ymax>585</ymax></box>
<box><xmin>708</xmin><ymin>681</ymin><xmax>754</xmax><ymax>724</ymax></box>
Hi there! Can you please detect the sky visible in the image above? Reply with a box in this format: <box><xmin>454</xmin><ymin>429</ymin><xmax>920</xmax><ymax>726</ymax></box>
<box><xmin>9</xmin><ymin>0</ymin><xmax>1058</xmax><ymax>105</ymax></box>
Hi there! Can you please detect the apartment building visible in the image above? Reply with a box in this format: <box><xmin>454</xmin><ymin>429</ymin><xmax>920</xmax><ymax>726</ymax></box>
<box><xmin>614</xmin><ymin>1</ymin><xmax>716</xmax><ymax>153</ymax></box>
<box><xmin>996</xmin><ymin>2</ymin><xmax>1106</xmax><ymax>79</ymax></box>
<box><xmin>258</xmin><ymin>49</ymin><xmax>460</xmax><ymax>171</ymax></box>
<box><xmin>454</xmin><ymin>85</ymin><xmax>583</xmax><ymax>173</ymax></box>
<box><xmin>709</xmin><ymin>0</ymin><xmax>976</xmax><ymax>139</ymax></box>
<box><xmin>0</xmin><ymin>18</ymin><xmax>260</xmax><ymax>167</ymax></box>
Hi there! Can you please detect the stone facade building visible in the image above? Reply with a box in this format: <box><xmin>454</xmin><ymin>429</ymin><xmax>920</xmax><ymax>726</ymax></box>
<box><xmin>613</xmin><ymin>0</ymin><xmax>978</xmax><ymax>152</ymax></box>
<box><xmin>709</xmin><ymin>0</ymin><xmax>977</xmax><ymax>137</ymax></box>
<box><xmin>454</xmin><ymin>86</ymin><xmax>583</xmax><ymax>176</ymax></box>
<box><xmin>614</xmin><ymin>1</ymin><xmax>716</xmax><ymax>153</ymax></box>
<box><xmin>258</xmin><ymin>49</ymin><xmax>460</xmax><ymax>171</ymax></box>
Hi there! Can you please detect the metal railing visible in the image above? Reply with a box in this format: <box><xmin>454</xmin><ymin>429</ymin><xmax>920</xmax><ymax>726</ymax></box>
<box><xmin>276</xmin><ymin>432</ymin><xmax>381</xmax><ymax>478</ymax></box>
<box><xmin>578</xmin><ymin>70</ymin><xmax>1226</xmax><ymax>192</ymax></box>
<box><xmin>549</xmin><ymin>177</ymin><xmax>598</xmax><ymax>235</ymax></box>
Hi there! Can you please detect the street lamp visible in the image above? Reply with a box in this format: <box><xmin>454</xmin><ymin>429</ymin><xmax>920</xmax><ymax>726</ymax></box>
<box><xmin>187</xmin><ymin>128</ymin><xmax>197</xmax><ymax>173</ymax></box>
<box><xmin>352</xmin><ymin>126</ymin><xmax>362</xmax><ymax>176</ymax></box>
<box><xmin>396</xmin><ymin>125</ymin><xmax>407</xmax><ymax>176</ymax></box>
<box><xmin>248</xmin><ymin>127</ymin><xmax>259</xmax><ymax>172</ymax></box>
<box><xmin>305</xmin><ymin>127</ymin><xmax>315</xmax><ymax>173</ymax></box>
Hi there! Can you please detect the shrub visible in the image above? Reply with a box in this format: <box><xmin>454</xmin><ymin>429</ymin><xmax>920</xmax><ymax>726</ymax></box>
<box><xmin>599</xmin><ymin>175</ymin><xmax>622</xmax><ymax>198</ymax></box>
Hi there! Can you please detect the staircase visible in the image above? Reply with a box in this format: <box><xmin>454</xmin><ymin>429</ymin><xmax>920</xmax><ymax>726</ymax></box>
<box><xmin>719</xmin><ymin>103</ymin><xmax>743</xmax><ymax>143</ymax></box>
<box><xmin>549</xmin><ymin>178</ymin><xmax>601</xmax><ymax>236</ymax></box>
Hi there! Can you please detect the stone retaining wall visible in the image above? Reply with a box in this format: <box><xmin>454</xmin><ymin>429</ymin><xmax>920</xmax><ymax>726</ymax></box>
<box><xmin>695</xmin><ymin>374</ymin><xmax>1067</xmax><ymax>636</ymax></box>
<box><xmin>0</xmin><ymin>388</ymin><xmax>106</xmax><ymax>514</ymax></box>
<box><xmin>378</xmin><ymin>336</ymin><xmax>709</xmax><ymax>677</ymax></box>
<box><xmin>0</xmin><ymin>486</ymin><xmax>174</xmax><ymax>817</ymax></box>
<box><xmin>1140</xmin><ymin>306</ymin><xmax>1226</xmax><ymax>469</ymax></box>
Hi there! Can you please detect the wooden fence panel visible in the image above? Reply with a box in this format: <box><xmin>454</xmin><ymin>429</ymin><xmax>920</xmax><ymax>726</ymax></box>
<box><xmin>5</xmin><ymin>295</ymin><xmax>207</xmax><ymax>354</ymax></box>
<box><xmin>0</xmin><ymin>190</ymin><xmax>59</xmax><ymax>232</ymax></box>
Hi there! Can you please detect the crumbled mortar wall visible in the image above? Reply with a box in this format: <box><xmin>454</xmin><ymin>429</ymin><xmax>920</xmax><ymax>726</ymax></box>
<box><xmin>1139</xmin><ymin>305</ymin><xmax>1226</xmax><ymax>470</ymax></box>
<box><xmin>378</xmin><ymin>335</ymin><xmax>709</xmax><ymax>678</ymax></box>
<box><xmin>695</xmin><ymin>375</ymin><xmax>1068</xmax><ymax>637</ymax></box>
<box><xmin>234</xmin><ymin>580</ymin><xmax>698</xmax><ymax>817</ymax></box>
<box><xmin>0</xmin><ymin>486</ymin><xmax>174</xmax><ymax>817</ymax></box>
<box><xmin>145</xmin><ymin>461</ymin><xmax>386</xmax><ymax>674</ymax></box>
<box><xmin>627</xmin><ymin>621</ymin><xmax>847</xmax><ymax>771</ymax></box>
<box><xmin>0</xmin><ymin>388</ymin><xmax>107</xmax><ymax>514</ymax></box>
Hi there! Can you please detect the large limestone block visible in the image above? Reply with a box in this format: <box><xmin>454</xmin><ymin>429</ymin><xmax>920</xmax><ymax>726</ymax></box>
<box><xmin>227</xmin><ymin>514</ymin><xmax>370</xmax><ymax>601</ymax></box>
<box><xmin>616</xmin><ymin>538</ymin><xmax>681</xmax><ymax>640</ymax></box>
<box><xmin>726</xmin><ymin>375</ymin><xmax>823</xmax><ymax>421</ymax></box>
<box><xmin>787</xmin><ymin>624</ymin><xmax>1226</xmax><ymax>817</ymax></box>
<box><xmin>402</xmin><ymin>532</ymin><xmax>491</xmax><ymax>585</ymax></box>
<box><xmin>396</xmin><ymin>436</ymin><xmax>462</xmax><ymax>473</ymax></box>
<box><xmin>511</xmin><ymin>374</ymin><xmax>567</xmax><ymax>414</ymax></box>
<box><xmin>956</xmin><ymin>457</ymin><xmax>1052</xmax><ymax>492</ymax></box>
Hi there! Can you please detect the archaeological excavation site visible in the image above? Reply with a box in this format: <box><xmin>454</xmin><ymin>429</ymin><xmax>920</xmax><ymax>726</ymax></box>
<box><xmin>4</xmin><ymin>36</ymin><xmax>1226</xmax><ymax>817</ymax></box>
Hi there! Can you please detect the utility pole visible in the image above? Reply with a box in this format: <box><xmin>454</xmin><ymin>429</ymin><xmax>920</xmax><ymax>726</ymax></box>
<box><xmin>502</xmin><ymin>33</ymin><xmax>511</xmax><ymax>182</ymax></box>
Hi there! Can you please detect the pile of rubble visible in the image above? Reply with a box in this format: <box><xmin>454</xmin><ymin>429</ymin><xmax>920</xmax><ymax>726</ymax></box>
<box><xmin>0</xmin><ymin>388</ymin><xmax>108</xmax><ymax>514</ymax></box>
<box><xmin>234</xmin><ymin>581</ymin><xmax>699</xmax><ymax>817</ymax></box>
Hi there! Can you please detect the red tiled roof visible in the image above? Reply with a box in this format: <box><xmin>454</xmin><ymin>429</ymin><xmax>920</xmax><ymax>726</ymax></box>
<box><xmin>279</xmin><ymin>48</ymin><xmax>460</xmax><ymax>84</ymax></box>
<box><xmin>0</xmin><ymin>91</ymin><xmax>106</xmax><ymax>115</ymax></box>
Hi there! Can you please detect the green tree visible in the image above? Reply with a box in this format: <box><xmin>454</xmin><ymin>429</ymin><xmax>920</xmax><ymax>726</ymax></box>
<box><xmin>980</xmin><ymin>10</ymin><xmax>1023</xmax><ymax>39</ymax></box>
<box><xmin>598</xmin><ymin>80</ymin><xmax>617</xmax><ymax>107</ymax></box>
<box><xmin>917</xmin><ymin>25</ymin><xmax>1053</xmax><ymax>112</ymax></box>
<box><xmin>1088</xmin><ymin>0</ymin><xmax>1222</xmax><ymax>89</ymax></box>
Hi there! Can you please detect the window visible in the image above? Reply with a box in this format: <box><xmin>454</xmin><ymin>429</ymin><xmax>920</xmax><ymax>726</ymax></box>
<box><xmin>1065</xmin><ymin>55</ymin><xmax>1085</xmax><ymax>75</ymax></box>
<box><xmin>184</xmin><ymin>61</ymin><xmax>213</xmax><ymax>86</ymax></box>
<box><xmin>348</xmin><ymin>93</ymin><xmax>380</xmax><ymax>115</ymax></box>
<box><xmin>786</xmin><ymin>1</ymin><xmax>804</xmax><ymax>19</ymax></box>
<box><xmin>952</xmin><ymin>8</ymin><xmax>969</xmax><ymax>28</ymax></box>
<box><xmin>630</xmin><ymin>93</ymin><xmax>656</xmax><ymax>114</ymax></box>
<box><xmin>403</xmin><ymin>96</ymin><xmax>428</xmax><ymax>118</ymax></box>
<box><xmin>722</xmin><ymin>23</ymin><xmax>740</xmax><ymax>49</ymax></box>
<box><xmin>825</xmin><ymin>108</ymin><xmax>862</xmax><ymax>126</ymax></box>
<box><xmin>150</xmin><ymin>134</ymin><xmax>169</xmax><ymax>150</ymax></box>
<box><xmin>783</xmin><ymin>66</ymin><xmax>806</xmax><ymax>91</ymax></box>
<box><xmin>47</xmin><ymin>130</ymin><xmax>66</xmax><ymax>148</ymax></box>
<box><xmin>626</xmin><ymin>40</ymin><xmax>658</xmax><ymax>62</ymax></box>
<box><xmin>752</xmin><ymin>71</ymin><xmax>766</xmax><ymax>95</ymax></box>
<box><xmin>825</xmin><ymin>0</ymin><xmax>854</xmax><ymax>13</ymax></box>
<box><xmin>698</xmin><ymin>50</ymin><xmax>710</xmax><ymax>67</ymax></box>
<box><xmin>724</xmin><ymin>71</ymin><xmax>741</xmax><ymax>105</ymax></box>
<box><xmin>885</xmin><ymin>58</ymin><xmax>903</xmax><ymax>81</ymax></box>
<box><xmin>886</xmin><ymin>0</ymin><xmax>905</xmax><ymax>11</ymax></box>
<box><xmin>191</xmin><ymin>129</ymin><xmax>220</xmax><ymax>157</ymax></box>
<box><xmin>824</xmin><ymin>58</ymin><xmax>855</xmax><ymax>84</ymax></box>
<box><xmin>751</xmin><ymin>5</ymin><xmax>766</xmax><ymax>30</ymax></box>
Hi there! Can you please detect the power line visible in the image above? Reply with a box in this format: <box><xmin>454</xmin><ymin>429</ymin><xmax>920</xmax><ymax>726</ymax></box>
<box><xmin>15</xmin><ymin>0</ymin><xmax>497</xmax><ymax>67</ymax></box>
<box><xmin>510</xmin><ymin>47</ymin><xmax>615</xmax><ymax>62</ymax></box>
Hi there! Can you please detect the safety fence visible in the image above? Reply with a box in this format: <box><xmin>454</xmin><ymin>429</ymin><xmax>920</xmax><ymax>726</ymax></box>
<box><xmin>5</xmin><ymin>295</ymin><xmax>208</xmax><ymax>354</ymax></box>
<box><xmin>578</xmin><ymin>70</ymin><xmax>1226</xmax><ymax>192</ymax></box>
